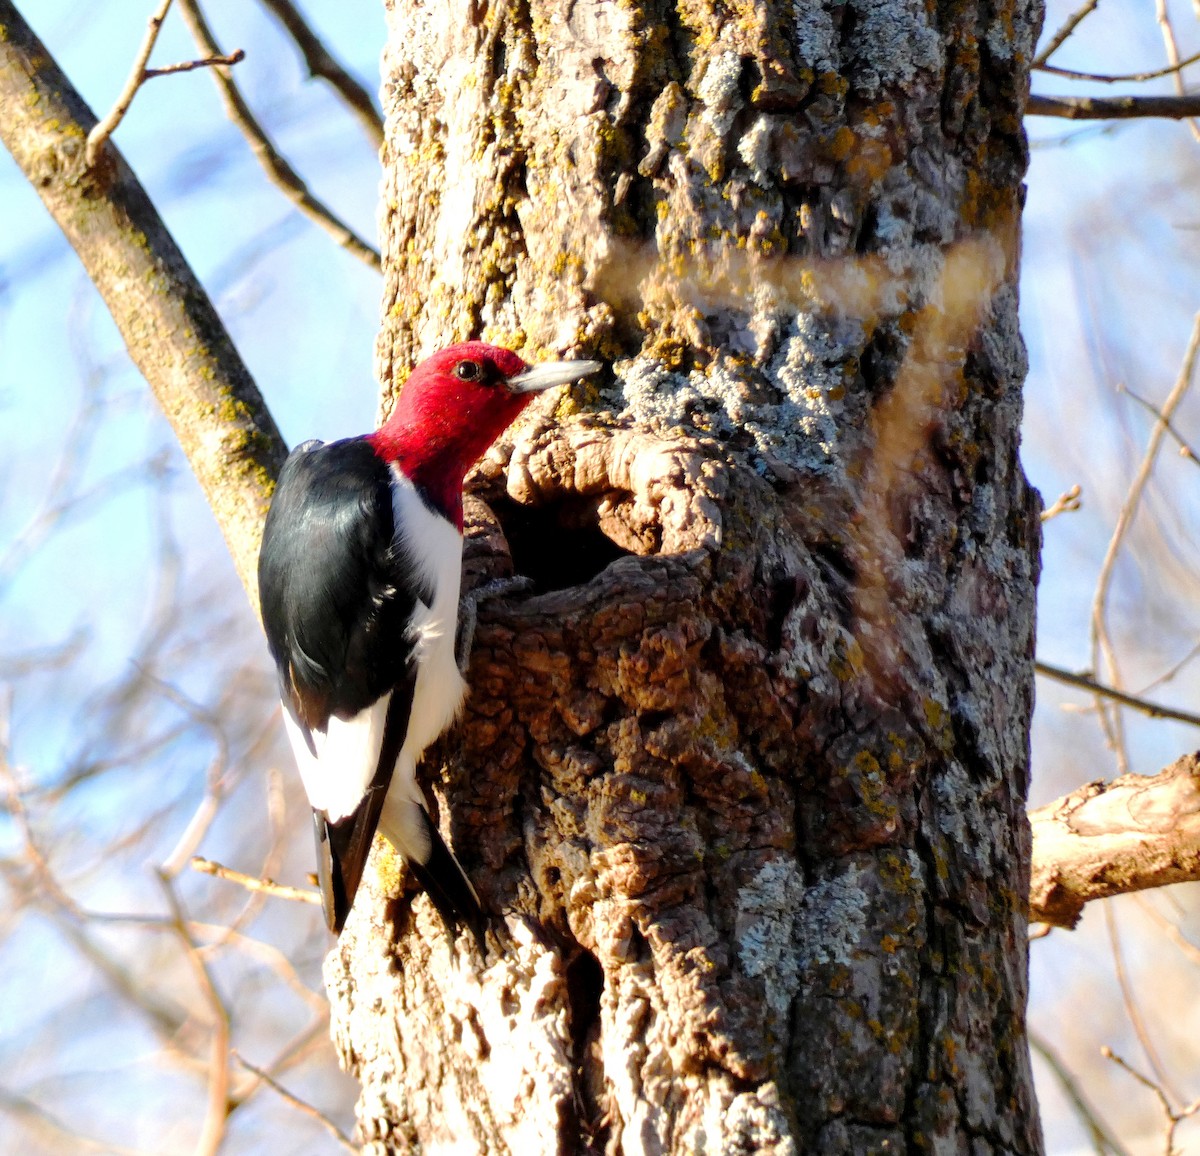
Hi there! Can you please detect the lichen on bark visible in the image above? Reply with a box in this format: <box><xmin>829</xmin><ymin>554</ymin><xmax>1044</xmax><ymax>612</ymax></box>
<box><xmin>329</xmin><ymin>0</ymin><xmax>1048</xmax><ymax>1151</ymax></box>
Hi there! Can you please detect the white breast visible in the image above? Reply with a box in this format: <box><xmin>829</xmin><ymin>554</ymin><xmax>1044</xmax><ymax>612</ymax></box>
<box><xmin>389</xmin><ymin>466</ymin><xmax>467</xmax><ymax>765</ymax></box>
<box><xmin>377</xmin><ymin>468</ymin><xmax>468</xmax><ymax>861</ymax></box>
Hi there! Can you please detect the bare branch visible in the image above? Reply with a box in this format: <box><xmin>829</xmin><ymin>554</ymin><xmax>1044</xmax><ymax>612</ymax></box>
<box><xmin>84</xmin><ymin>0</ymin><xmax>245</xmax><ymax>165</ymax></box>
<box><xmin>87</xmin><ymin>0</ymin><xmax>176</xmax><ymax>167</ymax></box>
<box><xmin>157</xmin><ymin>871</ymin><xmax>231</xmax><ymax>1156</ymax></box>
<box><xmin>1034</xmin><ymin>0</ymin><xmax>1103</xmax><ymax>66</ymax></box>
<box><xmin>174</xmin><ymin>0</ymin><xmax>382</xmax><ymax>270</ymax></box>
<box><xmin>1102</xmin><ymin>1047</ymin><xmax>1200</xmax><ymax>1154</ymax></box>
<box><xmin>1028</xmin><ymin>1030</ymin><xmax>1132</xmax><ymax>1156</ymax></box>
<box><xmin>1029</xmin><ymin>754</ymin><xmax>1200</xmax><ymax>928</ymax></box>
<box><xmin>1105</xmin><ymin>901</ymin><xmax>1183</xmax><ymax>1109</ymax></box>
<box><xmin>190</xmin><ymin>855</ymin><xmax>322</xmax><ymax>906</ymax></box>
<box><xmin>1137</xmin><ymin>896</ymin><xmax>1200</xmax><ymax>969</ymax></box>
<box><xmin>255</xmin><ymin>0</ymin><xmax>385</xmax><ymax>151</ymax></box>
<box><xmin>1121</xmin><ymin>383</ymin><xmax>1200</xmax><ymax>464</ymax></box>
<box><xmin>1090</xmin><ymin>314</ymin><xmax>1200</xmax><ymax>770</ymax></box>
<box><xmin>1035</xmin><ymin>49</ymin><xmax>1200</xmax><ymax>84</ymax></box>
<box><xmin>1028</xmin><ymin>92</ymin><xmax>1200</xmax><ymax>120</ymax></box>
<box><xmin>1155</xmin><ymin>0</ymin><xmax>1200</xmax><ymax>144</ymax></box>
<box><xmin>144</xmin><ymin>49</ymin><xmax>244</xmax><ymax>79</ymax></box>
<box><xmin>0</xmin><ymin>1083</ymin><xmax>152</xmax><ymax>1156</ymax></box>
<box><xmin>233</xmin><ymin>1051</ymin><xmax>357</xmax><ymax>1151</ymax></box>
<box><xmin>222</xmin><ymin>760</ymin><xmax>290</xmax><ymax>935</ymax></box>
<box><xmin>1034</xmin><ymin>661</ymin><xmax>1200</xmax><ymax>729</ymax></box>
<box><xmin>0</xmin><ymin>2</ymin><xmax>286</xmax><ymax>609</ymax></box>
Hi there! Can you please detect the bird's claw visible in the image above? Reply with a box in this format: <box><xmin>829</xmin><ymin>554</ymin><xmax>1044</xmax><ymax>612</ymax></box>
<box><xmin>456</xmin><ymin>575</ymin><xmax>535</xmax><ymax>673</ymax></box>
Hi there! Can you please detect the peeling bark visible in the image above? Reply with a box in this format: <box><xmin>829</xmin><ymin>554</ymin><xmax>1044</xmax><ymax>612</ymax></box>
<box><xmin>1030</xmin><ymin>754</ymin><xmax>1200</xmax><ymax>929</ymax></box>
<box><xmin>330</xmin><ymin>0</ymin><xmax>1046</xmax><ymax>1151</ymax></box>
<box><xmin>0</xmin><ymin>2</ymin><xmax>285</xmax><ymax>607</ymax></box>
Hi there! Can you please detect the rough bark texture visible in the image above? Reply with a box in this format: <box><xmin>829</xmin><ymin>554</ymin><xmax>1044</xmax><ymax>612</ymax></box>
<box><xmin>1030</xmin><ymin>753</ymin><xmax>1200</xmax><ymax>929</ymax></box>
<box><xmin>0</xmin><ymin>2</ymin><xmax>285</xmax><ymax>607</ymax></box>
<box><xmin>328</xmin><ymin>0</ymin><xmax>1046</xmax><ymax>1151</ymax></box>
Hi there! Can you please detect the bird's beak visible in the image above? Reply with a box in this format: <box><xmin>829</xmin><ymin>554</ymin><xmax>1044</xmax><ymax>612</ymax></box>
<box><xmin>506</xmin><ymin>359</ymin><xmax>602</xmax><ymax>394</ymax></box>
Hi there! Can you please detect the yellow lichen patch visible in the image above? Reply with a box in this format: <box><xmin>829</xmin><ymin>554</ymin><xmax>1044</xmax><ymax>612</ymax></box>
<box><xmin>846</xmin><ymin>139</ymin><xmax>893</xmax><ymax>186</ymax></box>
<box><xmin>825</xmin><ymin>125</ymin><xmax>857</xmax><ymax>162</ymax></box>
<box><xmin>860</xmin><ymin>101</ymin><xmax>895</xmax><ymax>129</ymax></box>
<box><xmin>961</xmin><ymin>164</ymin><xmax>1013</xmax><ymax>229</ymax></box>
<box><xmin>816</xmin><ymin>71</ymin><xmax>848</xmax><ymax>98</ymax></box>
<box><xmin>371</xmin><ymin>838</ymin><xmax>406</xmax><ymax>896</ymax></box>
<box><xmin>829</xmin><ymin>636</ymin><xmax>865</xmax><ymax>681</ymax></box>
<box><xmin>479</xmin><ymin>327</ymin><xmax>527</xmax><ymax>352</ymax></box>
<box><xmin>879</xmin><ymin>849</ymin><xmax>916</xmax><ymax>892</ymax></box>
<box><xmin>216</xmin><ymin>395</ymin><xmax>245</xmax><ymax>424</ymax></box>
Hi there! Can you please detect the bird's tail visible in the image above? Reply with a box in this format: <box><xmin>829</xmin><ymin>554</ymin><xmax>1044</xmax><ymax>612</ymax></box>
<box><xmin>382</xmin><ymin>799</ymin><xmax>486</xmax><ymax>951</ymax></box>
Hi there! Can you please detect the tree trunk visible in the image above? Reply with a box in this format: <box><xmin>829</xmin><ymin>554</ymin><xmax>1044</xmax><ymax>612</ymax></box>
<box><xmin>326</xmin><ymin>0</ymin><xmax>1046</xmax><ymax>1151</ymax></box>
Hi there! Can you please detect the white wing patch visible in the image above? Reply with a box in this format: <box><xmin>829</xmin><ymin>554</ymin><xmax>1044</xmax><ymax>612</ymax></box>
<box><xmin>283</xmin><ymin>693</ymin><xmax>391</xmax><ymax>823</ymax></box>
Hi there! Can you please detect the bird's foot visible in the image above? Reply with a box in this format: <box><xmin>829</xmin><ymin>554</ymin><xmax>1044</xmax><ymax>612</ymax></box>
<box><xmin>457</xmin><ymin>575</ymin><xmax>534</xmax><ymax>673</ymax></box>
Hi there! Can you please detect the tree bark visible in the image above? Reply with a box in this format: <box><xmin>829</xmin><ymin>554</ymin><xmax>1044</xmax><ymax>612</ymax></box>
<box><xmin>327</xmin><ymin>0</ymin><xmax>1046</xmax><ymax>1152</ymax></box>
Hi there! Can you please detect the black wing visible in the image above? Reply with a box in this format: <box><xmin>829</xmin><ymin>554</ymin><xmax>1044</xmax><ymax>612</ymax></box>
<box><xmin>258</xmin><ymin>437</ymin><xmax>430</xmax><ymax>931</ymax></box>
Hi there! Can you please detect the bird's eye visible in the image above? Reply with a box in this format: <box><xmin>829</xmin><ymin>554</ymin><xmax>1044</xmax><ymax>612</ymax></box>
<box><xmin>454</xmin><ymin>361</ymin><xmax>482</xmax><ymax>381</ymax></box>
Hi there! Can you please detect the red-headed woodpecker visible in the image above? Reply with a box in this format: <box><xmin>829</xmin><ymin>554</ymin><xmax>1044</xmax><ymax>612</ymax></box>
<box><xmin>258</xmin><ymin>343</ymin><xmax>600</xmax><ymax>936</ymax></box>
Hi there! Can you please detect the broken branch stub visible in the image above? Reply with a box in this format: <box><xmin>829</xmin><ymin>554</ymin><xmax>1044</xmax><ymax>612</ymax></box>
<box><xmin>1030</xmin><ymin>753</ymin><xmax>1200</xmax><ymax>929</ymax></box>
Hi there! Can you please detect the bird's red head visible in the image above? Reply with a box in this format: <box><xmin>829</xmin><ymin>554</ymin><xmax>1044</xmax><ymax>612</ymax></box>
<box><xmin>369</xmin><ymin>342</ymin><xmax>600</xmax><ymax>526</ymax></box>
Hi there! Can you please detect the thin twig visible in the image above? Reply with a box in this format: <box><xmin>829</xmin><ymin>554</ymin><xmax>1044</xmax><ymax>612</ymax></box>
<box><xmin>1029</xmin><ymin>1030</ymin><xmax>1132</xmax><ymax>1156</ymax></box>
<box><xmin>1102</xmin><ymin>1046</ymin><xmax>1200</xmax><ymax>1155</ymax></box>
<box><xmin>144</xmin><ymin>50</ymin><xmax>244</xmax><ymax>79</ymax></box>
<box><xmin>1034</xmin><ymin>661</ymin><xmax>1200</xmax><ymax>729</ymax></box>
<box><xmin>1028</xmin><ymin>93</ymin><xmax>1200</xmax><ymax>120</ymax></box>
<box><xmin>87</xmin><ymin>0</ymin><xmax>175</xmax><ymax>167</ymax></box>
<box><xmin>0</xmin><ymin>1084</ymin><xmax>151</xmax><ymax>1156</ymax></box>
<box><xmin>1034</xmin><ymin>0</ymin><xmax>1103</xmax><ymax>66</ymax></box>
<box><xmin>1105</xmin><ymin>902</ymin><xmax>1184</xmax><ymax>1108</ymax></box>
<box><xmin>157</xmin><ymin>871</ymin><xmax>231</xmax><ymax>1156</ymax></box>
<box><xmin>0</xmin><ymin>732</ymin><xmax>85</xmax><ymax>919</ymax></box>
<box><xmin>1035</xmin><ymin>48</ymin><xmax>1200</xmax><ymax>83</ymax></box>
<box><xmin>255</xmin><ymin>0</ymin><xmax>384</xmax><ymax>150</ymax></box>
<box><xmin>226</xmin><ymin>760</ymin><xmax>290</xmax><ymax>935</ymax></box>
<box><xmin>174</xmin><ymin>0</ymin><xmax>382</xmax><ymax>270</ymax></box>
<box><xmin>1120</xmin><ymin>383</ymin><xmax>1200</xmax><ymax>464</ymax></box>
<box><xmin>156</xmin><ymin>673</ymin><xmax>232</xmax><ymax>876</ymax></box>
<box><xmin>1155</xmin><ymin>0</ymin><xmax>1200</xmax><ymax>144</ymax></box>
<box><xmin>233</xmin><ymin>1052</ymin><xmax>357</xmax><ymax>1151</ymax></box>
<box><xmin>0</xmin><ymin>862</ymin><xmax>190</xmax><ymax>1046</ymax></box>
<box><xmin>1041</xmin><ymin>484</ymin><xmax>1082</xmax><ymax>521</ymax></box>
<box><xmin>1137</xmin><ymin>636</ymin><xmax>1200</xmax><ymax>696</ymax></box>
<box><xmin>85</xmin><ymin>1</ymin><xmax>245</xmax><ymax>168</ymax></box>
<box><xmin>1136</xmin><ymin>896</ymin><xmax>1200</xmax><ymax>969</ymax></box>
<box><xmin>1090</xmin><ymin>313</ymin><xmax>1200</xmax><ymax>769</ymax></box>
<box><xmin>190</xmin><ymin>855</ymin><xmax>322</xmax><ymax>905</ymax></box>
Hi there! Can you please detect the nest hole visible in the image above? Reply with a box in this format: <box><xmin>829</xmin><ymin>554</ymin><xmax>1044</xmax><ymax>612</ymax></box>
<box><xmin>491</xmin><ymin>493</ymin><xmax>634</xmax><ymax>593</ymax></box>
